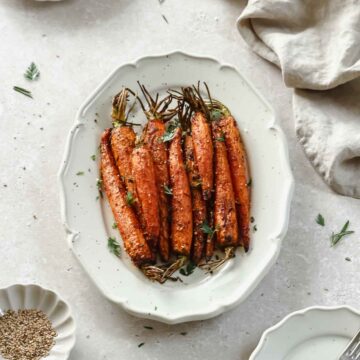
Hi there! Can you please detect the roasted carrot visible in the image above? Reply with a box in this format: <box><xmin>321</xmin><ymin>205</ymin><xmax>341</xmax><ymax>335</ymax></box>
<box><xmin>144</xmin><ymin>120</ymin><xmax>170</xmax><ymax>261</ymax></box>
<box><xmin>110</xmin><ymin>126</ymin><xmax>136</xmax><ymax>195</ymax></box>
<box><xmin>191</xmin><ymin>112</ymin><xmax>214</xmax><ymax>200</ymax></box>
<box><xmin>131</xmin><ymin>145</ymin><xmax>160</xmax><ymax>250</ymax></box>
<box><xmin>169</xmin><ymin>128</ymin><xmax>193</xmax><ymax>256</ymax></box>
<box><xmin>100</xmin><ymin>128</ymin><xmax>154</xmax><ymax>267</ymax></box>
<box><xmin>219</xmin><ymin>115</ymin><xmax>251</xmax><ymax>251</ymax></box>
<box><xmin>184</xmin><ymin>134</ymin><xmax>206</xmax><ymax>263</ymax></box>
<box><xmin>212</xmin><ymin>121</ymin><xmax>239</xmax><ymax>248</ymax></box>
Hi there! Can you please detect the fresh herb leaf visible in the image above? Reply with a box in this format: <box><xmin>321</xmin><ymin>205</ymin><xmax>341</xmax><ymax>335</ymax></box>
<box><xmin>138</xmin><ymin>342</ymin><xmax>145</xmax><ymax>348</ymax></box>
<box><xmin>200</xmin><ymin>221</ymin><xmax>218</xmax><ymax>239</ymax></box>
<box><xmin>163</xmin><ymin>184</ymin><xmax>173</xmax><ymax>196</ymax></box>
<box><xmin>126</xmin><ymin>191</ymin><xmax>136</xmax><ymax>205</ymax></box>
<box><xmin>90</xmin><ymin>154</ymin><xmax>96</xmax><ymax>161</ymax></box>
<box><xmin>161</xmin><ymin>14</ymin><xmax>169</xmax><ymax>24</ymax></box>
<box><xmin>24</xmin><ymin>62</ymin><xmax>40</xmax><ymax>80</ymax></box>
<box><xmin>162</xmin><ymin>119</ymin><xmax>179</xmax><ymax>142</ymax></box>
<box><xmin>76</xmin><ymin>171</ymin><xmax>84</xmax><ymax>176</ymax></box>
<box><xmin>108</xmin><ymin>237</ymin><xmax>121</xmax><ymax>256</ymax></box>
<box><xmin>143</xmin><ymin>326</ymin><xmax>153</xmax><ymax>330</ymax></box>
<box><xmin>210</xmin><ymin>109</ymin><xmax>222</xmax><ymax>121</ymax></box>
<box><xmin>112</xmin><ymin>222</ymin><xmax>118</xmax><ymax>229</ymax></box>
<box><xmin>179</xmin><ymin>261</ymin><xmax>196</xmax><ymax>276</ymax></box>
<box><xmin>316</xmin><ymin>214</ymin><xmax>325</xmax><ymax>226</ymax></box>
<box><xmin>330</xmin><ymin>220</ymin><xmax>354</xmax><ymax>247</ymax></box>
<box><xmin>13</xmin><ymin>86</ymin><xmax>33</xmax><ymax>98</ymax></box>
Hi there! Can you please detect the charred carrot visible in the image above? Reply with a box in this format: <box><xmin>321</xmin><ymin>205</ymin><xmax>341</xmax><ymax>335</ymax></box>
<box><xmin>191</xmin><ymin>112</ymin><xmax>214</xmax><ymax>200</ymax></box>
<box><xmin>131</xmin><ymin>145</ymin><xmax>160</xmax><ymax>250</ymax></box>
<box><xmin>144</xmin><ymin>119</ymin><xmax>170</xmax><ymax>262</ymax></box>
<box><xmin>100</xmin><ymin>128</ymin><xmax>154</xmax><ymax>267</ymax></box>
<box><xmin>219</xmin><ymin>114</ymin><xmax>251</xmax><ymax>251</ymax></box>
<box><xmin>184</xmin><ymin>134</ymin><xmax>206</xmax><ymax>263</ymax></box>
<box><xmin>169</xmin><ymin>128</ymin><xmax>193</xmax><ymax>257</ymax></box>
<box><xmin>212</xmin><ymin>121</ymin><xmax>239</xmax><ymax>248</ymax></box>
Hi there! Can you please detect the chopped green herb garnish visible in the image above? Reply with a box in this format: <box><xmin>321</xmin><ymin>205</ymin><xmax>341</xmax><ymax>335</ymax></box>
<box><xmin>253</xmin><ymin>225</ymin><xmax>258</xmax><ymax>232</ymax></box>
<box><xmin>330</xmin><ymin>220</ymin><xmax>354</xmax><ymax>247</ymax></box>
<box><xmin>138</xmin><ymin>342</ymin><xmax>145</xmax><ymax>348</ymax></box>
<box><xmin>126</xmin><ymin>191</ymin><xmax>136</xmax><ymax>205</ymax></box>
<box><xmin>200</xmin><ymin>221</ymin><xmax>218</xmax><ymax>239</ymax></box>
<box><xmin>250</xmin><ymin>216</ymin><xmax>255</xmax><ymax>223</ymax></box>
<box><xmin>247</xmin><ymin>178</ymin><xmax>252</xmax><ymax>187</ymax></box>
<box><xmin>24</xmin><ymin>62</ymin><xmax>40</xmax><ymax>81</ymax></box>
<box><xmin>13</xmin><ymin>86</ymin><xmax>32</xmax><ymax>98</ymax></box>
<box><xmin>216</xmin><ymin>136</ymin><xmax>225</xmax><ymax>142</ymax></box>
<box><xmin>210</xmin><ymin>109</ymin><xmax>222</xmax><ymax>121</ymax></box>
<box><xmin>162</xmin><ymin>118</ymin><xmax>179</xmax><ymax>142</ymax></box>
<box><xmin>112</xmin><ymin>222</ymin><xmax>118</xmax><ymax>229</ymax></box>
<box><xmin>180</xmin><ymin>332</ymin><xmax>187</xmax><ymax>336</ymax></box>
<box><xmin>316</xmin><ymin>214</ymin><xmax>325</xmax><ymax>226</ymax></box>
<box><xmin>108</xmin><ymin>237</ymin><xmax>121</xmax><ymax>256</ymax></box>
<box><xmin>90</xmin><ymin>154</ymin><xmax>96</xmax><ymax>161</ymax></box>
<box><xmin>143</xmin><ymin>326</ymin><xmax>153</xmax><ymax>330</ymax></box>
<box><xmin>179</xmin><ymin>261</ymin><xmax>196</xmax><ymax>276</ymax></box>
<box><xmin>345</xmin><ymin>257</ymin><xmax>351</xmax><ymax>262</ymax></box>
<box><xmin>163</xmin><ymin>184</ymin><xmax>173</xmax><ymax>196</ymax></box>
<box><xmin>76</xmin><ymin>171</ymin><xmax>85</xmax><ymax>176</ymax></box>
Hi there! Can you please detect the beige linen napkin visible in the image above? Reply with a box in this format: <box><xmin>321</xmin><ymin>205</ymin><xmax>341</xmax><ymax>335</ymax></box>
<box><xmin>237</xmin><ymin>0</ymin><xmax>360</xmax><ymax>198</ymax></box>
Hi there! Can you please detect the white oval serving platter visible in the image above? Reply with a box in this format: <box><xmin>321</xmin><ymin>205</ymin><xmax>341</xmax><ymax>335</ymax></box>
<box><xmin>58</xmin><ymin>51</ymin><xmax>294</xmax><ymax>324</ymax></box>
<box><xmin>0</xmin><ymin>284</ymin><xmax>76</xmax><ymax>360</ymax></box>
<box><xmin>250</xmin><ymin>306</ymin><xmax>360</xmax><ymax>360</ymax></box>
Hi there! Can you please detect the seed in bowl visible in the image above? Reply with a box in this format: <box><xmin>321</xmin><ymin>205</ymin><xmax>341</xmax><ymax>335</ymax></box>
<box><xmin>0</xmin><ymin>309</ymin><xmax>57</xmax><ymax>360</ymax></box>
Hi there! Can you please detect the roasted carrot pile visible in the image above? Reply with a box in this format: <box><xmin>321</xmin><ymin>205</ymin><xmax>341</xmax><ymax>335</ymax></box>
<box><xmin>99</xmin><ymin>84</ymin><xmax>251</xmax><ymax>283</ymax></box>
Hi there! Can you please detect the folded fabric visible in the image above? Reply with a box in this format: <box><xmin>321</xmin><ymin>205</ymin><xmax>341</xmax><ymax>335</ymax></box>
<box><xmin>237</xmin><ymin>0</ymin><xmax>360</xmax><ymax>198</ymax></box>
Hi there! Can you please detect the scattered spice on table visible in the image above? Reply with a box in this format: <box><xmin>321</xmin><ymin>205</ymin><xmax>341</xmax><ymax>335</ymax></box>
<box><xmin>0</xmin><ymin>309</ymin><xmax>57</xmax><ymax>360</ymax></box>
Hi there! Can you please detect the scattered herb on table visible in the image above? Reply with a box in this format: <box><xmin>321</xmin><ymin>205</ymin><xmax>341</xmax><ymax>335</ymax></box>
<box><xmin>330</xmin><ymin>220</ymin><xmax>354</xmax><ymax>247</ymax></box>
<box><xmin>112</xmin><ymin>222</ymin><xmax>118</xmax><ymax>229</ymax></box>
<box><xmin>179</xmin><ymin>261</ymin><xmax>196</xmax><ymax>276</ymax></box>
<box><xmin>76</xmin><ymin>171</ymin><xmax>84</xmax><ymax>176</ymax></box>
<box><xmin>163</xmin><ymin>184</ymin><xmax>173</xmax><ymax>196</ymax></box>
<box><xmin>253</xmin><ymin>225</ymin><xmax>258</xmax><ymax>232</ymax></box>
<box><xmin>96</xmin><ymin>178</ymin><xmax>103</xmax><ymax>198</ymax></box>
<box><xmin>180</xmin><ymin>332</ymin><xmax>187</xmax><ymax>336</ymax></box>
<box><xmin>108</xmin><ymin>237</ymin><xmax>121</xmax><ymax>256</ymax></box>
<box><xmin>161</xmin><ymin>14</ymin><xmax>169</xmax><ymax>24</ymax></box>
<box><xmin>316</xmin><ymin>214</ymin><xmax>325</xmax><ymax>226</ymax></box>
<box><xmin>143</xmin><ymin>326</ymin><xmax>153</xmax><ymax>330</ymax></box>
<box><xmin>247</xmin><ymin>178</ymin><xmax>252</xmax><ymax>187</ymax></box>
<box><xmin>13</xmin><ymin>86</ymin><xmax>32</xmax><ymax>98</ymax></box>
<box><xmin>345</xmin><ymin>257</ymin><xmax>351</xmax><ymax>262</ymax></box>
<box><xmin>138</xmin><ymin>342</ymin><xmax>145</xmax><ymax>348</ymax></box>
<box><xmin>24</xmin><ymin>62</ymin><xmax>40</xmax><ymax>81</ymax></box>
<box><xmin>90</xmin><ymin>154</ymin><xmax>96</xmax><ymax>161</ymax></box>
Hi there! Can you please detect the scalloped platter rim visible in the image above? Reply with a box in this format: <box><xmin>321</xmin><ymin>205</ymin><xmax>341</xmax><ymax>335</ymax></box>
<box><xmin>58</xmin><ymin>51</ymin><xmax>294</xmax><ymax>324</ymax></box>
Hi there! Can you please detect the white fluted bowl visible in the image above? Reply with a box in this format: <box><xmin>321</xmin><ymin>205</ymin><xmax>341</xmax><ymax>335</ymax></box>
<box><xmin>0</xmin><ymin>284</ymin><xmax>76</xmax><ymax>360</ymax></box>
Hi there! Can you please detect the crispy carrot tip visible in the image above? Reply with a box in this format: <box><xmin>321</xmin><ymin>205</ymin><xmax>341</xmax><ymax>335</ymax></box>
<box><xmin>199</xmin><ymin>247</ymin><xmax>235</xmax><ymax>274</ymax></box>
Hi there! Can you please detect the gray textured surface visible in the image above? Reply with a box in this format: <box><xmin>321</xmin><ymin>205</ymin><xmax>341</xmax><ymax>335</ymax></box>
<box><xmin>0</xmin><ymin>1</ymin><xmax>359</xmax><ymax>359</ymax></box>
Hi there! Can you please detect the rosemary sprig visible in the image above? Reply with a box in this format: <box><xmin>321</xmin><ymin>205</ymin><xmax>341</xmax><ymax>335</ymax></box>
<box><xmin>24</xmin><ymin>62</ymin><xmax>40</xmax><ymax>81</ymax></box>
<box><xmin>13</xmin><ymin>86</ymin><xmax>32</xmax><ymax>98</ymax></box>
<box><xmin>108</xmin><ymin>237</ymin><xmax>121</xmax><ymax>256</ymax></box>
<box><xmin>200</xmin><ymin>221</ymin><xmax>218</xmax><ymax>239</ymax></box>
<box><xmin>316</xmin><ymin>214</ymin><xmax>325</xmax><ymax>226</ymax></box>
<box><xmin>330</xmin><ymin>220</ymin><xmax>354</xmax><ymax>247</ymax></box>
<box><xmin>163</xmin><ymin>184</ymin><xmax>173</xmax><ymax>196</ymax></box>
<box><xmin>179</xmin><ymin>261</ymin><xmax>196</xmax><ymax>276</ymax></box>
